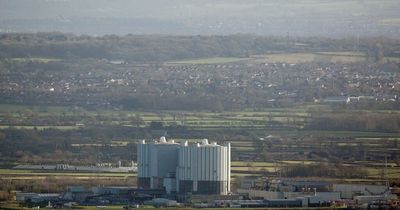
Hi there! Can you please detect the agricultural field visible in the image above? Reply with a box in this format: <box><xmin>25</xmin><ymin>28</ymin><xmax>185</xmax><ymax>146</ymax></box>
<box><xmin>2</xmin><ymin>103</ymin><xmax>400</xmax><ymax>140</ymax></box>
<box><xmin>0</xmin><ymin>168</ymin><xmax>137</xmax><ymax>197</ymax></box>
<box><xmin>380</xmin><ymin>18</ymin><xmax>400</xmax><ymax>25</ymax></box>
<box><xmin>164</xmin><ymin>51</ymin><xmax>398</xmax><ymax>65</ymax></box>
<box><xmin>0</xmin><ymin>104</ymin><xmax>72</xmax><ymax>113</ymax></box>
<box><xmin>10</xmin><ymin>57</ymin><xmax>61</xmax><ymax>63</ymax></box>
<box><xmin>0</xmin><ymin>125</ymin><xmax>80</xmax><ymax>130</ymax></box>
<box><xmin>166</xmin><ymin>52</ymin><xmax>378</xmax><ymax>65</ymax></box>
<box><xmin>384</xmin><ymin>57</ymin><xmax>400</xmax><ymax>62</ymax></box>
<box><xmin>0</xmin><ymin>169</ymin><xmax>135</xmax><ymax>178</ymax></box>
<box><xmin>231</xmin><ymin>160</ymin><xmax>400</xmax><ymax>179</ymax></box>
<box><xmin>250</xmin><ymin>51</ymin><xmax>368</xmax><ymax>64</ymax></box>
<box><xmin>0</xmin><ymin>103</ymin><xmax>311</xmax><ymax>129</ymax></box>
<box><xmin>166</xmin><ymin>57</ymin><xmax>251</xmax><ymax>65</ymax></box>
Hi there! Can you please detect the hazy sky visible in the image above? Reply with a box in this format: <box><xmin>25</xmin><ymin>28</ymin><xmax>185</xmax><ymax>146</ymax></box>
<box><xmin>1</xmin><ymin>0</ymin><xmax>400</xmax><ymax>37</ymax></box>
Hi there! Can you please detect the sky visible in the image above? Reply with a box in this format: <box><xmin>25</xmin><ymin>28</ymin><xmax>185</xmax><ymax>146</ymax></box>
<box><xmin>1</xmin><ymin>0</ymin><xmax>400</xmax><ymax>37</ymax></box>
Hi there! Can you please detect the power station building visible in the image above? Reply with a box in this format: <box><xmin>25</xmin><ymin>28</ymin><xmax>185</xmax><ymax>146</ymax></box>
<box><xmin>137</xmin><ymin>137</ymin><xmax>231</xmax><ymax>195</ymax></box>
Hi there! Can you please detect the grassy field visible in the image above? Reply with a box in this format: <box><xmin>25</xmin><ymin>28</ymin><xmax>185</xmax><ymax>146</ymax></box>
<box><xmin>232</xmin><ymin>161</ymin><xmax>276</xmax><ymax>167</ymax></box>
<box><xmin>3</xmin><ymin>161</ymin><xmax>398</xmax><ymax>179</ymax></box>
<box><xmin>11</xmin><ymin>57</ymin><xmax>61</xmax><ymax>63</ymax></box>
<box><xmin>380</xmin><ymin>18</ymin><xmax>400</xmax><ymax>25</ymax></box>
<box><xmin>166</xmin><ymin>57</ymin><xmax>251</xmax><ymax>64</ymax></box>
<box><xmin>231</xmin><ymin>161</ymin><xmax>400</xmax><ymax>179</ymax></box>
<box><xmin>0</xmin><ymin>169</ymin><xmax>136</xmax><ymax>178</ymax></box>
<box><xmin>164</xmin><ymin>51</ymin><xmax>395</xmax><ymax>65</ymax></box>
<box><xmin>0</xmin><ymin>167</ymin><xmax>272</xmax><ymax>179</ymax></box>
<box><xmin>384</xmin><ymin>56</ymin><xmax>400</xmax><ymax>62</ymax></box>
<box><xmin>364</xmin><ymin>167</ymin><xmax>400</xmax><ymax>179</ymax></box>
<box><xmin>0</xmin><ymin>125</ymin><xmax>80</xmax><ymax>130</ymax></box>
<box><xmin>250</xmin><ymin>51</ymin><xmax>368</xmax><ymax>64</ymax></box>
<box><xmin>0</xmin><ymin>103</ymin><xmax>310</xmax><ymax>130</ymax></box>
<box><xmin>74</xmin><ymin>205</ymin><xmax>127</xmax><ymax>210</ymax></box>
<box><xmin>0</xmin><ymin>103</ymin><xmax>72</xmax><ymax>113</ymax></box>
<box><xmin>2</xmin><ymin>103</ymin><xmax>400</xmax><ymax>139</ymax></box>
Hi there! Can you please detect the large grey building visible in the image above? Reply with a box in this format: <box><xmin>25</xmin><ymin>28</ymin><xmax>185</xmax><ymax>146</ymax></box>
<box><xmin>137</xmin><ymin>137</ymin><xmax>231</xmax><ymax>195</ymax></box>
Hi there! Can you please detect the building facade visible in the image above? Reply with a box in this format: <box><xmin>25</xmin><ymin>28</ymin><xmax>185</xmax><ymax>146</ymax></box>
<box><xmin>137</xmin><ymin>137</ymin><xmax>231</xmax><ymax>195</ymax></box>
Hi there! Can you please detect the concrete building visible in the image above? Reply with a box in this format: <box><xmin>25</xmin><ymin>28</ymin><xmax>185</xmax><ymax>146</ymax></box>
<box><xmin>332</xmin><ymin>184</ymin><xmax>391</xmax><ymax>199</ymax></box>
<box><xmin>137</xmin><ymin>137</ymin><xmax>180</xmax><ymax>190</ymax></box>
<box><xmin>237</xmin><ymin>189</ymin><xmax>340</xmax><ymax>201</ymax></box>
<box><xmin>15</xmin><ymin>192</ymin><xmax>60</xmax><ymax>203</ymax></box>
<box><xmin>176</xmin><ymin>139</ymin><xmax>231</xmax><ymax>195</ymax></box>
<box><xmin>137</xmin><ymin>137</ymin><xmax>231</xmax><ymax>195</ymax></box>
<box><xmin>240</xmin><ymin>176</ymin><xmax>259</xmax><ymax>189</ymax></box>
<box><xmin>143</xmin><ymin>198</ymin><xmax>179</xmax><ymax>207</ymax></box>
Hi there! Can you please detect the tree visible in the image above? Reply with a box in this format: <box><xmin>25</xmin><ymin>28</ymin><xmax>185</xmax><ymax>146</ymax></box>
<box><xmin>0</xmin><ymin>132</ymin><xmax>5</xmax><ymax>141</ymax></box>
<box><xmin>131</xmin><ymin>114</ymin><xmax>144</xmax><ymax>127</ymax></box>
<box><xmin>149</xmin><ymin>121</ymin><xmax>163</xmax><ymax>130</ymax></box>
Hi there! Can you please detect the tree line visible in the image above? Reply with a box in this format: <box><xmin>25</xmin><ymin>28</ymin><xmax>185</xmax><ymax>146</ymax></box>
<box><xmin>1</xmin><ymin>33</ymin><xmax>399</xmax><ymax>62</ymax></box>
<box><xmin>306</xmin><ymin>112</ymin><xmax>400</xmax><ymax>133</ymax></box>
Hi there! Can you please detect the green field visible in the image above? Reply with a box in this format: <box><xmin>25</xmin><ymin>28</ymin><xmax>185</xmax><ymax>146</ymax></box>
<box><xmin>384</xmin><ymin>56</ymin><xmax>400</xmax><ymax>62</ymax></box>
<box><xmin>166</xmin><ymin>57</ymin><xmax>251</xmax><ymax>64</ymax></box>
<box><xmin>380</xmin><ymin>18</ymin><xmax>400</xmax><ymax>25</ymax></box>
<box><xmin>2</xmin><ymin>103</ymin><xmax>400</xmax><ymax>138</ymax></box>
<box><xmin>231</xmin><ymin>161</ymin><xmax>400</xmax><ymax>179</ymax></box>
<box><xmin>250</xmin><ymin>51</ymin><xmax>368</xmax><ymax>64</ymax></box>
<box><xmin>164</xmin><ymin>51</ymin><xmax>394</xmax><ymax>65</ymax></box>
<box><xmin>11</xmin><ymin>57</ymin><xmax>61</xmax><ymax>63</ymax></box>
<box><xmin>0</xmin><ymin>125</ymin><xmax>80</xmax><ymax>130</ymax></box>
<box><xmin>0</xmin><ymin>169</ymin><xmax>136</xmax><ymax>178</ymax></box>
<box><xmin>0</xmin><ymin>103</ymin><xmax>310</xmax><ymax>129</ymax></box>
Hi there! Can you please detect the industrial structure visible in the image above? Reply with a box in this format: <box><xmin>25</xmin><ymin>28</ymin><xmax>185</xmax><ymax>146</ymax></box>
<box><xmin>137</xmin><ymin>137</ymin><xmax>231</xmax><ymax>195</ymax></box>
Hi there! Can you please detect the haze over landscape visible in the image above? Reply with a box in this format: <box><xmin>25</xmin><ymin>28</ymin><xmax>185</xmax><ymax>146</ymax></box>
<box><xmin>1</xmin><ymin>0</ymin><xmax>400</xmax><ymax>37</ymax></box>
